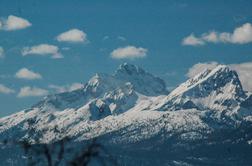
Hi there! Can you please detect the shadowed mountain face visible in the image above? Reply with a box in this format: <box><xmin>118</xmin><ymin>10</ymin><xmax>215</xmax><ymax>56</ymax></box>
<box><xmin>0</xmin><ymin>63</ymin><xmax>252</xmax><ymax>166</ymax></box>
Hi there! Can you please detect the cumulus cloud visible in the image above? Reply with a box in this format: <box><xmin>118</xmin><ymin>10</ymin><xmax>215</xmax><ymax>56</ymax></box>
<box><xmin>17</xmin><ymin>86</ymin><xmax>48</xmax><ymax>98</ymax></box>
<box><xmin>182</xmin><ymin>34</ymin><xmax>205</xmax><ymax>46</ymax></box>
<box><xmin>230</xmin><ymin>62</ymin><xmax>252</xmax><ymax>92</ymax></box>
<box><xmin>0</xmin><ymin>84</ymin><xmax>15</xmax><ymax>94</ymax></box>
<box><xmin>229</xmin><ymin>23</ymin><xmax>252</xmax><ymax>43</ymax></box>
<box><xmin>0</xmin><ymin>47</ymin><xmax>4</xmax><ymax>58</ymax></box>
<box><xmin>111</xmin><ymin>46</ymin><xmax>148</xmax><ymax>59</ymax></box>
<box><xmin>15</xmin><ymin>68</ymin><xmax>42</xmax><ymax>80</ymax></box>
<box><xmin>182</xmin><ymin>23</ymin><xmax>252</xmax><ymax>46</ymax></box>
<box><xmin>186</xmin><ymin>62</ymin><xmax>219</xmax><ymax>78</ymax></box>
<box><xmin>201</xmin><ymin>31</ymin><xmax>219</xmax><ymax>43</ymax></box>
<box><xmin>207</xmin><ymin>23</ymin><xmax>252</xmax><ymax>44</ymax></box>
<box><xmin>49</xmin><ymin>82</ymin><xmax>83</xmax><ymax>93</ymax></box>
<box><xmin>56</xmin><ymin>29</ymin><xmax>87</xmax><ymax>43</ymax></box>
<box><xmin>0</xmin><ymin>15</ymin><xmax>31</xmax><ymax>31</ymax></box>
<box><xmin>187</xmin><ymin>61</ymin><xmax>252</xmax><ymax>92</ymax></box>
<box><xmin>22</xmin><ymin>44</ymin><xmax>62</xmax><ymax>59</ymax></box>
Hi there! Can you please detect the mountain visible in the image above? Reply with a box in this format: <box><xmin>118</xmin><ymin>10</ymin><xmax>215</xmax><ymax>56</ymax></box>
<box><xmin>0</xmin><ymin>63</ymin><xmax>252</xmax><ymax>166</ymax></box>
<box><xmin>157</xmin><ymin>65</ymin><xmax>247</xmax><ymax>112</ymax></box>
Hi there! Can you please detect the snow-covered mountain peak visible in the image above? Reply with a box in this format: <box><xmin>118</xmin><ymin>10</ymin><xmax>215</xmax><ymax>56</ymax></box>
<box><xmin>114</xmin><ymin>63</ymin><xmax>168</xmax><ymax>96</ymax></box>
<box><xmin>160</xmin><ymin>65</ymin><xmax>247</xmax><ymax>111</ymax></box>
<box><xmin>170</xmin><ymin>65</ymin><xmax>244</xmax><ymax>98</ymax></box>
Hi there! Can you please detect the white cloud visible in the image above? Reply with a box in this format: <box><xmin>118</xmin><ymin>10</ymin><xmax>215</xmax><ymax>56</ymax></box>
<box><xmin>183</xmin><ymin>23</ymin><xmax>252</xmax><ymax>46</ymax></box>
<box><xmin>187</xmin><ymin>61</ymin><xmax>252</xmax><ymax>92</ymax></box>
<box><xmin>22</xmin><ymin>44</ymin><xmax>62</xmax><ymax>59</ymax></box>
<box><xmin>208</xmin><ymin>23</ymin><xmax>252</xmax><ymax>44</ymax></box>
<box><xmin>0</xmin><ymin>15</ymin><xmax>31</xmax><ymax>31</ymax></box>
<box><xmin>182</xmin><ymin>34</ymin><xmax>205</xmax><ymax>46</ymax></box>
<box><xmin>15</xmin><ymin>68</ymin><xmax>42</xmax><ymax>80</ymax></box>
<box><xmin>186</xmin><ymin>62</ymin><xmax>218</xmax><ymax>78</ymax></box>
<box><xmin>230</xmin><ymin>23</ymin><xmax>252</xmax><ymax>44</ymax></box>
<box><xmin>230</xmin><ymin>62</ymin><xmax>252</xmax><ymax>92</ymax></box>
<box><xmin>219</xmin><ymin>32</ymin><xmax>232</xmax><ymax>43</ymax></box>
<box><xmin>56</xmin><ymin>29</ymin><xmax>87</xmax><ymax>43</ymax></box>
<box><xmin>0</xmin><ymin>84</ymin><xmax>15</xmax><ymax>94</ymax></box>
<box><xmin>17</xmin><ymin>86</ymin><xmax>48</xmax><ymax>98</ymax></box>
<box><xmin>201</xmin><ymin>31</ymin><xmax>219</xmax><ymax>43</ymax></box>
<box><xmin>0</xmin><ymin>47</ymin><xmax>4</xmax><ymax>58</ymax></box>
<box><xmin>111</xmin><ymin>46</ymin><xmax>148</xmax><ymax>59</ymax></box>
<box><xmin>49</xmin><ymin>82</ymin><xmax>83</xmax><ymax>93</ymax></box>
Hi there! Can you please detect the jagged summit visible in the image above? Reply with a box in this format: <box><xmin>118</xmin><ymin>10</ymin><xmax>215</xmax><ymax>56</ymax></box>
<box><xmin>170</xmin><ymin>65</ymin><xmax>244</xmax><ymax>97</ymax></box>
<box><xmin>160</xmin><ymin>65</ymin><xmax>247</xmax><ymax>111</ymax></box>
<box><xmin>114</xmin><ymin>63</ymin><xmax>168</xmax><ymax>96</ymax></box>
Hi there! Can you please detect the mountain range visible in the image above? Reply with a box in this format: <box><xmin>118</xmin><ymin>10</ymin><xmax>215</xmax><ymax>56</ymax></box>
<box><xmin>1</xmin><ymin>63</ymin><xmax>252</xmax><ymax>165</ymax></box>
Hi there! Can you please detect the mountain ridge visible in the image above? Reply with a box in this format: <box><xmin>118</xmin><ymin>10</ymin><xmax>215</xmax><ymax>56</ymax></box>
<box><xmin>0</xmin><ymin>63</ymin><xmax>252</xmax><ymax>165</ymax></box>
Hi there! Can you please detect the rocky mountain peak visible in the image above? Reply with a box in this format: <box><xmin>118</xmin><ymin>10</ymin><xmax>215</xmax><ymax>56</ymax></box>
<box><xmin>161</xmin><ymin>65</ymin><xmax>247</xmax><ymax>111</ymax></box>
<box><xmin>114</xmin><ymin>63</ymin><xmax>168</xmax><ymax>96</ymax></box>
<box><xmin>170</xmin><ymin>65</ymin><xmax>245</xmax><ymax>98</ymax></box>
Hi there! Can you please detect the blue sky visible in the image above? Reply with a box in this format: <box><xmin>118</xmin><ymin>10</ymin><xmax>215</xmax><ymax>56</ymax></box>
<box><xmin>0</xmin><ymin>0</ymin><xmax>252</xmax><ymax>117</ymax></box>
